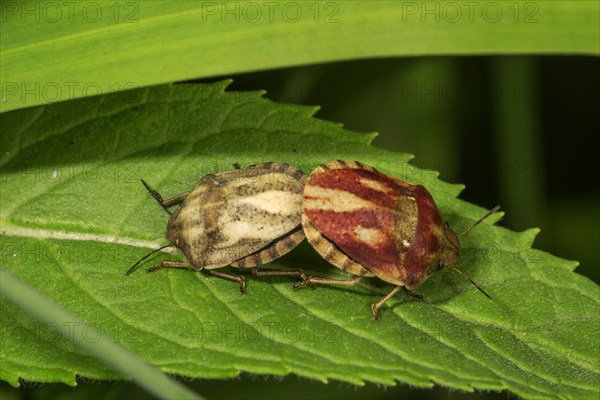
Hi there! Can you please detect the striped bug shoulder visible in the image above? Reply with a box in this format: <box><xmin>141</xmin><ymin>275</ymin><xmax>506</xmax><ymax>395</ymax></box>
<box><xmin>313</xmin><ymin>160</ymin><xmax>378</xmax><ymax>174</ymax></box>
<box><xmin>246</xmin><ymin>162</ymin><xmax>307</xmax><ymax>182</ymax></box>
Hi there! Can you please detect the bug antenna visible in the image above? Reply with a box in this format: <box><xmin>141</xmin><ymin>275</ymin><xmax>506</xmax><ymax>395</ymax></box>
<box><xmin>449</xmin><ymin>267</ymin><xmax>492</xmax><ymax>300</ymax></box>
<box><xmin>457</xmin><ymin>205</ymin><xmax>501</xmax><ymax>237</ymax></box>
<box><xmin>141</xmin><ymin>179</ymin><xmax>172</xmax><ymax>215</ymax></box>
<box><xmin>125</xmin><ymin>244</ymin><xmax>174</xmax><ymax>276</ymax></box>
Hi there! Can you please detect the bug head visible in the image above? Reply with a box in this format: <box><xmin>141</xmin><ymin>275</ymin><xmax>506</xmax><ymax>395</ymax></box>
<box><xmin>438</xmin><ymin>206</ymin><xmax>501</xmax><ymax>300</ymax></box>
<box><xmin>439</xmin><ymin>222</ymin><xmax>461</xmax><ymax>269</ymax></box>
<box><xmin>165</xmin><ymin>210</ymin><xmax>199</xmax><ymax>270</ymax></box>
<box><xmin>439</xmin><ymin>205</ymin><xmax>501</xmax><ymax>270</ymax></box>
<box><xmin>166</xmin><ymin>218</ymin><xmax>188</xmax><ymax>254</ymax></box>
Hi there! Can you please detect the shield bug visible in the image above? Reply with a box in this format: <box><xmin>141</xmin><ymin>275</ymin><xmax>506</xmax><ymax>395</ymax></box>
<box><xmin>126</xmin><ymin>162</ymin><xmax>309</xmax><ymax>294</ymax></box>
<box><xmin>296</xmin><ymin>160</ymin><xmax>499</xmax><ymax>320</ymax></box>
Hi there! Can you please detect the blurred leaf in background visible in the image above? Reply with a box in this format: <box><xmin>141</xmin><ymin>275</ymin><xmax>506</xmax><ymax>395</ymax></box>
<box><xmin>2</xmin><ymin>1</ymin><xmax>598</xmax><ymax>112</ymax></box>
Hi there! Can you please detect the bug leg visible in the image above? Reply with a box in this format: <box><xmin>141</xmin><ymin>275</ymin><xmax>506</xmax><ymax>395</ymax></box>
<box><xmin>293</xmin><ymin>275</ymin><xmax>362</xmax><ymax>290</ymax></box>
<box><xmin>147</xmin><ymin>261</ymin><xmax>192</xmax><ymax>273</ymax></box>
<box><xmin>146</xmin><ymin>263</ymin><xmax>246</xmax><ymax>294</ymax></box>
<box><xmin>141</xmin><ymin>179</ymin><xmax>190</xmax><ymax>215</ymax></box>
<box><xmin>403</xmin><ymin>287</ymin><xmax>423</xmax><ymax>301</ymax></box>
<box><xmin>372</xmin><ymin>286</ymin><xmax>402</xmax><ymax>321</ymax></box>
<box><xmin>249</xmin><ymin>267</ymin><xmax>310</xmax><ymax>286</ymax></box>
<box><xmin>207</xmin><ymin>270</ymin><xmax>246</xmax><ymax>295</ymax></box>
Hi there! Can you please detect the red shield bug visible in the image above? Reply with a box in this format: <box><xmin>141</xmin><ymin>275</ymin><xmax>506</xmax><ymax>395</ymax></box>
<box><xmin>296</xmin><ymin>160</ymin><xmax>499</xmax><ymax>320</ymax></box>
<box><xmin>126</xmin><ymin>162</ymin><xmax>309</xmax><ymax>293</ymax></box>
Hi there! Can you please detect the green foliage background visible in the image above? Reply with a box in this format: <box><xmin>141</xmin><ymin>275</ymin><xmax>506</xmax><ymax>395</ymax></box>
<box><xmin>1</xmin><ymin>1</ymin><xmax>599</xmax><ymax>400</ymax></box>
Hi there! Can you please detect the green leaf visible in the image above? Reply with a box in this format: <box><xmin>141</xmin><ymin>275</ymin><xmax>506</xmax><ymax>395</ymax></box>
<box><xmin>2</xmin><ymin>1</ymin><xmax>599</xmax><ymax>112</ymax></box>
<box><xmin>1</xmin><ymin>82</ymin><xmax>598</xmax><ymax>400</ymax></box>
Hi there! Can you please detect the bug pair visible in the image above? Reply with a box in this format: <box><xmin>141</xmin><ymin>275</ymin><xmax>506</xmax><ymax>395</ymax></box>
<box><xmin>127</xmin><ymin>161</ymin><xmax>498</xmax><ymax>320</ymax></box>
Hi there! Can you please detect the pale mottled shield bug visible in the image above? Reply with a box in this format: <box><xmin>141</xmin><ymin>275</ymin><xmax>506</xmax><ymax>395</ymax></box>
<box><xmin>296</xmin><ymin>160</ymin><xmax>500</xmax><ymax>320</ymax></box>
<box><xmin>126</xmin><ymin>162</ymin><xmax>309</xmax><ymax>293</ymax></box>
